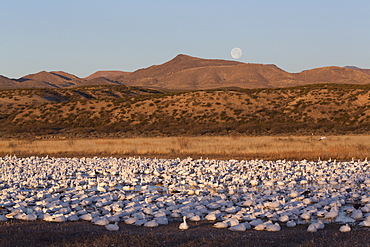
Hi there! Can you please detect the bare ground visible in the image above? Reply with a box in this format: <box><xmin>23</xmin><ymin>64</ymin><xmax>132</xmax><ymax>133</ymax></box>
<box><xmin>1</xmin><ymin>219</ymin><xmax>369</xmax><ymax>247</ymax></box>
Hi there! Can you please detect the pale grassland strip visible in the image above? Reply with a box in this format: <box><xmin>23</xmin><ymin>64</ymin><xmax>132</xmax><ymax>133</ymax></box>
<box><xmin>0</xmin><ymin>135</ymin><xmax>369</xmax><ymax>160</ymax></box>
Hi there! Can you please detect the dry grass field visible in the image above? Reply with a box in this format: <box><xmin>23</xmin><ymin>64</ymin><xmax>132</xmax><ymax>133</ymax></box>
<box><xmin>1</xmin><ymin>135</ymin><xmax>369</xmax><ymax>161</ymax></box>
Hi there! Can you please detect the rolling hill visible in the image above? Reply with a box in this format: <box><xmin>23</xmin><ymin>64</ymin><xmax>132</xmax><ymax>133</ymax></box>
<box><xmin>85</xmin><ymin>70</ymin><xmax>129</xmax><ymax>80</ymax></box>
<box><xmin>1</xmin><ymin>55</ymin><xmax>370</xmax><ymax>90</ymax></box>
<box><xmin>17</xmin><ymin>71</ymin><xmax>83</xmax><ymax>88</ymax></box>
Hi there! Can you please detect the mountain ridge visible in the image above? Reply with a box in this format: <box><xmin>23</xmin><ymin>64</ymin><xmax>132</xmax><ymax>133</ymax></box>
<box><xmin>1</xmin><ymin>55</ymin><xmax>370</xmax><ymax>90</ymax></box>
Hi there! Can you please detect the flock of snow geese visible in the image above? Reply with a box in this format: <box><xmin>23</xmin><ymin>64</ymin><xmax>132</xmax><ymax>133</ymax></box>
<box><xmin>0</xmin><ymin>155</ymin><xmax>369</xmax><ymax>233</ymax></box>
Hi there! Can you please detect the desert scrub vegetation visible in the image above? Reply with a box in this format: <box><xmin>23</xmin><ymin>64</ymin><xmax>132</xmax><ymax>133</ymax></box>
<box><xmin>0</xmin><ymin>84</ymin><xmax>369</xmax><ymax>138</ymax></box>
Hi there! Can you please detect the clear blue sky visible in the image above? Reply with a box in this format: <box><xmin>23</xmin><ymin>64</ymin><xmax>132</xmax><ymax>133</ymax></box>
<box><xmin>1</xmin><ymin>0</ymin><xmax>369</xmax><ymax>79</ymax></box>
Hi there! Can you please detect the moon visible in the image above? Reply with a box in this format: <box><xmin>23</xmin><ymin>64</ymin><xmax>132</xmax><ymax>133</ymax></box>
<box><xmin>231</xmin><ymin>47</ymin><xmax>242</xmax><ymax>59</ymax></box>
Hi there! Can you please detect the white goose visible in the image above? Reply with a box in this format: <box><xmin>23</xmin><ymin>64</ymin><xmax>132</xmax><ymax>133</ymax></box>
<box><xmin>339</xmin><ymin>224</ymin><xmax>351</xmax><ymax>232</ymax></box>
<box><xmin>229</xmin><ymin>223</ymin><xmax>246</xmax><ymax>231</ymax></box>
<box><xmin>105</xmin><ymin>222</ymin><xmax>119</xmax><ymax>231</ymax></box>
<box><xmin>324</xmin><ymin>205</ymin><xmax>339</xmax><ymax>221</ymax></box>
<box><xmin>93</xmin><ymin>217</ymin><xmax>109</xmax><ymax>226</ymax></box>
<box><xmin>351</xmin><ymin>209</ymin><xmax>363</xmax><ymax>220</ymax></box>
<box><xmin>213</xmin><ymin>221</ymin><xmax>228</xmax><ymax>228</ymax></box>
<box><xmin>266</xmin><ymin>223</ymin><xmax>281</xmax><ymax>232</ymax></box>
<box><xmin>179</xmin><ymin>216</ymin><xmax>189</xmax><ymax>230</ymax></box>
<box><xmin>307</xmin><ymin>223</ymin><xmax>317</xmax><ymax>232</ymax></box>
<box><xmin>144</xmin><ymin>219</ymin><xmax>159</xmax><ymax>228</ymax></box>
<box><xmin>286</xmin><ymin>220</ymin><xmax>296</xmax><ymax>228</ymax></box>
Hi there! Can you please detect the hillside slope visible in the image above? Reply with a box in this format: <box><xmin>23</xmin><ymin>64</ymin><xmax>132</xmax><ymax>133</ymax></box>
<box><xmin>0</xmin><ymin>84</ymin><xmax>369</xmax><ymax>138</ymax></box>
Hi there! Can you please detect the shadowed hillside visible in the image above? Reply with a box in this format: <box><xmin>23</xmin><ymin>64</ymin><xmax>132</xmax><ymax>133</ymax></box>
<box><xmin>0</xmin><ymin>75</ymin><xmax>17</xmax><ymax>88</ymax></box>
<box><xmin>0</xmin><ymin>84</ymin><xmax>369</xmax><ymax>138</ymax></box>
<box><xmin>345</xmin><ymin>66</ymin><xmax>370</xmax><ymax>76</ymax></box>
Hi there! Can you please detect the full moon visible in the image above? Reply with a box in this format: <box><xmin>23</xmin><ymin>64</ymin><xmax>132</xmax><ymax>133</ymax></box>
<box><xmin>231</xmin><ymin>47</ymin><xmax>242</xmax><ymax>59</ymax></box>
